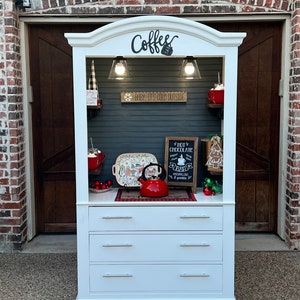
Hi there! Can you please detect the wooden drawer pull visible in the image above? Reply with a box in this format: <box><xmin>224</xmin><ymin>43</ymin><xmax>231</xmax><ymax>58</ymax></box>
<box><xmin>180</xmin><ymin>243</ymin><xmax>210</xmax><ymax>247</ymax></box>
<box><xmin>180</xmin><ymin>215</ymin><xmax>210</xmax><ymax>219</ymax></box>
<box><xmin>103</xmin><ymin>274</ymin><xmax>133</xmax><ymax>278</ymax></box>
<box><xmin>102</xmin><ymin>243</ymin><xmax>133</xmax><ymax>248</ymax></box>
<box><xmin>180</xmin><ymin>273</ymin><xmax>210</xmax><ymax>278</ymax></box>
<box><xmin>102</xmin><ymin>216</ymin><xmax>133</xmax><ymax>220</ymax></box>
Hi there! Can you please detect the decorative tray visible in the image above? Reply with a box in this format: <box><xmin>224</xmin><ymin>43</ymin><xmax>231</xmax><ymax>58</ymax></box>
<box><xmin>112</xmin><ymin>153</ymin><xmax>158</xmax><ymax>187</ymax></box>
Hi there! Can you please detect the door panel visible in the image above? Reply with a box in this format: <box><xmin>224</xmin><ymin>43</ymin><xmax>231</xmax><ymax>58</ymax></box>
<box><xmin>236</xmin><ymin>24</ymin><xmax>281</xmax><ymax>232</ymax></box>
<box><xmin>29</xmin><ymin>25</ymin><xmax>98</xmax><ymax>233</ymax></box>
<box><xmin>211</xmin><ymin>22</ymin><xmax>282</xmax><ymax>232</ymax></box>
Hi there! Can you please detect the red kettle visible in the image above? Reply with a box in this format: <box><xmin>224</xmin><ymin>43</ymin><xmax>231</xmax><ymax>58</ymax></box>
<box><xmin>138</xmin><ymin>163</ymin><xmax>169</xmax><ymax>197</ymax></box>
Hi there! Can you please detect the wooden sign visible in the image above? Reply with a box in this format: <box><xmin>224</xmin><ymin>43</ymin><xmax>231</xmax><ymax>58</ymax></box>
<box><xmin>86</xmin><ymin>90</ymin><xmax>98</xmax><ymax>106</ymax></box>
<box><xmin>164</xmin><ymin>137</ymin><xmax>198</xmax><ymax>193</ymax></box>
<box><xmin>206</xmin><ymin>135</ymin><xmax>223</xmax><ymax>174</ymax></box>
<box><xmin>121</xmin><ymin>91</ymin><xmax>187</xmax><ymax>103</ymax></box>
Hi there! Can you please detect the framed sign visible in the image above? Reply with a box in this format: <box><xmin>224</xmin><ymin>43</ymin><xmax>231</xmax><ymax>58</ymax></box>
<box><xmin>164</xmin><ymin>137</ymin><xmax>198</xmax><ymax>193</ymax></box>
<box><xmin>121</xmin><ymin>91</ymin><xmax>187</xmax><ymax>103</ymax></box>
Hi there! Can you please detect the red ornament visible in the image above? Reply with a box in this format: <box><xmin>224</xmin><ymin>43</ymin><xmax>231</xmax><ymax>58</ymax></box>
<box><xmin>92</xmin><ymin>181</ymin><xmax>101</xmax><ymax>189</ymax></box>
<box><xmin>106</xmin><ymin>179</ymin><xmax>113</xmax><ymax>187</ymax></box>
<box><xmin>101</xmin><ymin>183</ymin><xmax>108</xmax><ymax>190</ymax></box>
<box><xmin>203</xmin><ymin>187</ymin><xmax>212</xmax><ymax>196</ymax></box>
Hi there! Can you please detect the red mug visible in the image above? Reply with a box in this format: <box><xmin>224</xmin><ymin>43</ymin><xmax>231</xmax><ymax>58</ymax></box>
<box><xmin>208</xmin><ymin>90</ymin><xmax>224</xmax><ymax>104</ymax></box>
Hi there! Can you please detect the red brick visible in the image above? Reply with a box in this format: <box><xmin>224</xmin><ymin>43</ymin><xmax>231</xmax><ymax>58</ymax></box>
<box><xmin>0</xmin><ymin>227</ymin><xmax>12</xmax><ymax>234</ymax></box>
<box><xmin>155</xmin><ymin>6</ymin><xmax>181</xmax><ymax>13</ymax></box>
<box><xmin>116</xmin><ymin>0</ymin><xmax>143</xmax><ymax>4</ymax></box>
<box><xmin>0</xmin><ymin>202</ymin><xmax>21</xmax><ymax>209</ymax></box>
<box><xmin>0</xmin><ymin>178</ymin><xmax>9</xmax><ymax>185</ymax></box>
<box><xmin>0</xmin><ymin>218</ymin><xmax>21</xmax><ymax>226</ymax></box>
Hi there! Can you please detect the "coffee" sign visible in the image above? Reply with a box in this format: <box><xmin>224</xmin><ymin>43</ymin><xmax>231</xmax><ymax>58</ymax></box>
<box><xmin>131</xmin><ymin>30</ymin><xmax>179</xmax><ymax>56</ymax></box>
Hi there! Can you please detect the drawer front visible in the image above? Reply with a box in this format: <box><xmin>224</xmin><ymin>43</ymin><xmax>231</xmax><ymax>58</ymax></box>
<box><xmin>90</xmin><ymin>234</ymin><xmax>222</xmax><ymax>262</ymax></box>
<box><xmin>89</xmin><ymin>206</ymin><xmax>223</xmax><ymax>231</ymax></box>
<box><xmin>90</xmin><ymin>264</ymin><xmax>222</xmax><ymax>293</ymax></box>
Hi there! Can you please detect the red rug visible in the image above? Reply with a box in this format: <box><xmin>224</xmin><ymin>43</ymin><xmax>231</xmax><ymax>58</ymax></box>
<box><xmin>115</xmin><ymin>188</ymin><xmax>196</xmax><ymax>202</ymax></box>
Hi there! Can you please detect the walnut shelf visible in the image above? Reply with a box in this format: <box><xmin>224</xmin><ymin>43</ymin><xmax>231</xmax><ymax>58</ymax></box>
<box><xmin>87</xmin><ymin>104</ymin><xmax>102</xmax><ymax>109</ymax></box>
<box><xmin>87</xmin><ymin>105</ymin><xmax>102</xmax><ymax>118</ymax></box>
<box><xmin>207</xmin><ymin>103</ymin><xmax>223</xmax><ymax>109</ymax></box>
<box><xmin>207</xmin><ymin>102</ymin><xmax>224</xmax><ymax>119</ymax></box>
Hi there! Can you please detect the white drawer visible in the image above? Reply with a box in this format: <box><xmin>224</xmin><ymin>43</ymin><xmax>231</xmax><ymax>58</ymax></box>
<box><xmin>90</xmin><ymin>264</ymin><xmax>222</xmax><ymax>293</ymax></box>
<box><xmin>90</xmin><ymin>234</ymin><xmax>222</xmax><ymax>262</ymax></box>
<box><xmin>89</xmin><ymin>206</ymin><xmax>223</xmax><ymax>231</ymax></box>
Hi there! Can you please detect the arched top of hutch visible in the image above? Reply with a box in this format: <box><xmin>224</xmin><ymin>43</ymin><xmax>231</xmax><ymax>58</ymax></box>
<box><xmin>65</xmin><ymin>15</ymin><xmax>246</xmax><ymax>57</ymax></box>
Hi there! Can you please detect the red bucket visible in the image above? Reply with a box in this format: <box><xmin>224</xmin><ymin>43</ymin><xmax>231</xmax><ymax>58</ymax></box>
<box><xmin>208</xmin><ymin>90</ymin><xmax>224</xmax><ymax>104</ymax></box>
<box><xmin>88</xmin><ymin>152</ymin><xmax>105</xmax><ymax>170</ymax></box>
<box><xmin>88</xmin><ymin>156</ymin><xmax>99</xmax><ymax>170</ymax></box>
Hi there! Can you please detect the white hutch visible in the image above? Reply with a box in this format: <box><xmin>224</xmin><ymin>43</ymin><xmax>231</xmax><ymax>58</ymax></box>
<box><xmin>65</xmin><ymin>16</ymin><xmax>245</xmax><ymax>300</ymax></box>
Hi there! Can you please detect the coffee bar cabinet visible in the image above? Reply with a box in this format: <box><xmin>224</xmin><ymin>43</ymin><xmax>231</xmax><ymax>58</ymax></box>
<box><xmin>65</xmin><ymin>16</ymin><xmax>245</xmax><ymax>300</ymax></box>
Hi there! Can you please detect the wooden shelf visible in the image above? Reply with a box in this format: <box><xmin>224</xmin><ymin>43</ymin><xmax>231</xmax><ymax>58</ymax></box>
<box><xmin>208</xmin><ymin>168</ymin><xmax>223</xmax><ymax>175</ymax></box>
<box><xmin>87</xmin><ymin>104</ymin><xmax>102</xmax><ymax>110</ymax></box>
<box><xmin>87</xmin><ymin>105</ymin><xmax>102</xmax><ymax>118</ymax></box>
<box><xmin>207</xmin><ymin>102</ymin><xmax>223</xmax><ymax>119</ymax></box>
<box><xmin>207</xmin><ymin>103</ymin><xmax>223</xmax><ymax>108</ymax></box>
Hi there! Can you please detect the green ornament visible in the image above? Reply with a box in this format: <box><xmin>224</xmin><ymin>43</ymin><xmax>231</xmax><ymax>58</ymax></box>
<box><xmin>206</xmin><ymin>178</ymin><xmax>212</xmax><ymax>185</ymax></box>
<box><xmin>212</xmin><ymin>185</ymin><xmax>220</xmax><ymax>193</ymax></box>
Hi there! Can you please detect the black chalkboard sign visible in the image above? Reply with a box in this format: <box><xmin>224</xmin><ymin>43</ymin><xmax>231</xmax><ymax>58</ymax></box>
<box><xmin>164</xmin><ymin>137</ymin><xmax>198</xmax><ymax>193</ymax></box>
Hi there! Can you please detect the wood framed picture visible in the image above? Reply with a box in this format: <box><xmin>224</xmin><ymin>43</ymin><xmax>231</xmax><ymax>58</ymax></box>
<box><xmin>164</xmin><ymin>137</ymin><xmax>198</xmax><ymax>193</ymax></box>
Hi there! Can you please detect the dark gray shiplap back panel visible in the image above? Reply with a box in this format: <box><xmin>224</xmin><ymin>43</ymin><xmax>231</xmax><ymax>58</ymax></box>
<box><xmin>87</xmin><ymin>58</ymin><xmax>223</xmax><ymax>186</ymax></box>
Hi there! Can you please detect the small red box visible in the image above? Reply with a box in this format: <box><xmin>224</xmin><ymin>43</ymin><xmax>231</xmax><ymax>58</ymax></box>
<box><xmin>208</xmin><ymin>90</ymin><xmax>224</xmax><ymax>104</ymax></box>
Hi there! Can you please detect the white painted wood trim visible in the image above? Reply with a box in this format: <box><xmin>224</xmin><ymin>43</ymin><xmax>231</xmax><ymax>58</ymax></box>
<box><xmin>277</xmin><ymin>17</ymin><xmax>291</xmax><ymax>240</ymax></box>
<box><xmin>20</xmin><ymin>22</ymin><xmax>36</xmax><ymax>240</ymax></box>
<box><xmin>65</xmin><ymin>15</ymin><xmax>245</xmax><ymax>48</ymax></box>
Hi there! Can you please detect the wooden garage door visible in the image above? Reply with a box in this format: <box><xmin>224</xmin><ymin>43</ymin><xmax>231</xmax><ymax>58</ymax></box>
<box><xmin>29</xmin><ymin>21</ymin><xmax>282</xmax><ymax>233</ymax></box>
<box><xmin>211</xmin><ymin>22</ymin><xmax>282</xmax><ymax>232</ymax></box>
<box><xmin>29</xmin><ymin>24</ymin><xmax>98</xmax><ymax>232</ymax></box>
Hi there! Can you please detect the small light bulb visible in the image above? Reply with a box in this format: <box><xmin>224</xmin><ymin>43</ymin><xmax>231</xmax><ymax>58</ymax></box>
<box><xmin>115</xmin><ymin>62</ymin><xmax>126</xmax><ymax>76</ymax></box>
<box><xmin>184</xmin><ymin>62</ymin><xmax>195</xmax><ymax>75</ymax></box>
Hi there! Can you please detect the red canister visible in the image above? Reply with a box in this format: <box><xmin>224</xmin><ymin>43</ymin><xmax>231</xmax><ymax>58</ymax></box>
<box><xmin>88</xmin><ymin>156</ymin><xmax>99</xmax><ymax>170</ymax></box>
<box><xmin>208</xmin><ymin>89</ymin><xmax>224</xmax><ymax>104</ymax></box>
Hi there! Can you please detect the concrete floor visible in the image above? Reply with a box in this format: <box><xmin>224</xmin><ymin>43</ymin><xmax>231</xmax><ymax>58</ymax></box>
<box><xmin>235</xmin><ymin>233</ymin><xmax>290</xmax><ymax>251</ymax></box>
<box><xmin>22</xmin><ymin>233</ymin><xmax>290</xmax><ymax>253</ymax></box>
<box><xmin>22</xmin><ymin>234</ymin><xmax>77</xmax><ymax>253</ymax></box>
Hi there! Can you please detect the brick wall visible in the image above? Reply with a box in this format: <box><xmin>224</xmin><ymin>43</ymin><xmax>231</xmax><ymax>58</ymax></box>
<box><xmin>0</xmin><ymin>0</ymin><xmax>298</xmax><ymax>251</ymax></box>
<box><xmin>26</xmin><ymin>0</ymin><xmax>290</xmax><ymax>14</ymax></box>
<box><xmin>0</xmin><ymin>0</ymin><xmax>27</xmax><ymax>252</ymax></box>
<box><xmin>285</xmin><ymin>0</ymin><xmax>300</xmax><ymax>249</ymax></box>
